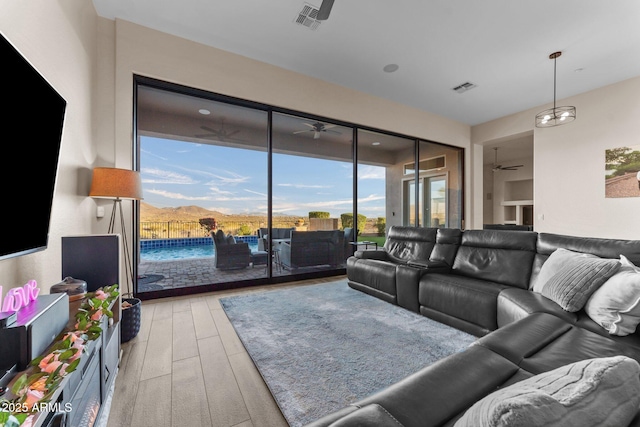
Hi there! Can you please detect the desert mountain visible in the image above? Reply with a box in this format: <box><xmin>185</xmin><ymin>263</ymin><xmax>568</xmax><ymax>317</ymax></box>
<box><xmin>140</xmin><ymin>202</ymin><xmax>227</xmax><ymax>222</ymax></box>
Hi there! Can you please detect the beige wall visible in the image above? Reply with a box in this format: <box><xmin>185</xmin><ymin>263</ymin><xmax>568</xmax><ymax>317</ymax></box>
<box><xmin>472</xmin><ymin>76</ymin><xmax>640</xmax><ymax>239</ymax></box>
<box><xmin>0</xmin><ymin>1</ymin><xmax>102</xmax><ymax>298</ymax></box>
<box><xmin>112</xmin><ymin>19</ymin><xmax>472</xmax><ymax>227</ymax></box>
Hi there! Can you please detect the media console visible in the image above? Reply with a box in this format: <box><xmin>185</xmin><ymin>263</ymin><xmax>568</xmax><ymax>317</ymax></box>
<box><xmin>0</xmin><ymin>294</ymin><xmax>120</xmax><ymax>427</ymax></box>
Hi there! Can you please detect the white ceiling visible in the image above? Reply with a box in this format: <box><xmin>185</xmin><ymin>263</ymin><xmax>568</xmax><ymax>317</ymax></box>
<box><xmin>92</xmin><ymin>0</ymin><xmax>640</xmax><ymax>126</ymax></box>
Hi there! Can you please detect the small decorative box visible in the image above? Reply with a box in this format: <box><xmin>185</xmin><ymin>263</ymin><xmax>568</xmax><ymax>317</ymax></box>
<box><xmin>51</xmin><ymin>276</ymin><xmax>87</xmax><ymax>301</ymax></box>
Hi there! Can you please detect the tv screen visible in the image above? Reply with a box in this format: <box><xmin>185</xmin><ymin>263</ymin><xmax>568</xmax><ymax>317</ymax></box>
<box><xmin>0</xmin><ymin>33</ymin><xmax>66</xmax><ymax>261</ymax></box>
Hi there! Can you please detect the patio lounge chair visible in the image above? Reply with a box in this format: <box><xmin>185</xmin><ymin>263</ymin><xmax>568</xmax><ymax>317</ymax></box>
<box><xmin>211</xmin><ymin>230</ymin><xmax>251</xmax><ymax>270</ymax></box>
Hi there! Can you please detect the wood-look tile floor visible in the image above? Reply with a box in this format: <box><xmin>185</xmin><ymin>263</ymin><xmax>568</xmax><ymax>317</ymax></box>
<box><xmin>107</xmin><ymin>276</ymin><xmax>344</xmax><ymax>427</ymax></box>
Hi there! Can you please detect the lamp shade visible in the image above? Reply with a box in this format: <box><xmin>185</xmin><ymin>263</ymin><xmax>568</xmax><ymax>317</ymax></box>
<box><xmin>89</xmin><ymin>167</ymin><xmax>143</xmax><ymax>200</ymax></box>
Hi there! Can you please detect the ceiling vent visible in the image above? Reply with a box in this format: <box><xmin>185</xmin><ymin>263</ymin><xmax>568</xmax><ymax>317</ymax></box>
<box><xmin>295</xmin><ymin>3</ymin><xmax>322</xmax><ymax>30</ymax></box>
<box><xmin>452</xmin><ymin>82</ymin><xmax>477</xmax><ymax>93</ymax></box>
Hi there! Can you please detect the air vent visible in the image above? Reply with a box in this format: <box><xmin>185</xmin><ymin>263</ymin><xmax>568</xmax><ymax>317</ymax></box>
<box><xmin>452</xmin><ymin>82</ymin><xmax>477</xmax><ymax>93</ymax></box>
<box><xmin>295</xmin><ymin>3</ymin><xmax>322</xmax><ymax>30</ymax></box>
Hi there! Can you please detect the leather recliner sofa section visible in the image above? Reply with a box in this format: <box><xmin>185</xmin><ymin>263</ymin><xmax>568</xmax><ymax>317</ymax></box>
<box><xmin>305</xmin><ymin>226</ymin><xmax>640</xmax><ymax>427</ymax></box>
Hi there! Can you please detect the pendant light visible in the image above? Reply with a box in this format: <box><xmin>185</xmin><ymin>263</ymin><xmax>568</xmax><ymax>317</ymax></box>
<box><xmin>535</xmin><ymin>51</ymin><xmax>576</xmax><ymax>128</ymax></box>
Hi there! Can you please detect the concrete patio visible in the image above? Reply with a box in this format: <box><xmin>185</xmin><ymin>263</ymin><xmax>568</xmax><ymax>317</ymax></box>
<box><xmin>136</xmin><ymin>256</ymin><xmax>295</xmax><ymax>292</ymax></box>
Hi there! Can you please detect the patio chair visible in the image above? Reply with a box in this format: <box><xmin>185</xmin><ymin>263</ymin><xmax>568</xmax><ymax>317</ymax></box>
<box><xmin>211</xmin><ymin>230</ymin><xmax>251</xmax><ymax>270</ymax></box>
<box><xmin>280</xmin><ymin>230</ymin><xmax>344</xmax><ymax>270</ymax></box>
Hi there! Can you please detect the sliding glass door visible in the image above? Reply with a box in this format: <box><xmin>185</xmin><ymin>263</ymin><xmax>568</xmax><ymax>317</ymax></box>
<box><xmin>134</xmin><ymin>76</ymin><xmax>465</xmax><ymax>299</ymax></box>
<box><xmin>136</xmin><ymin>84</ymin><xmax>269</xmax><ymax>295</ymax></box>
<box><xmin>271</xmin><ymin>113</ymin><xmax>353</xmax><ymax>277</ymax></box>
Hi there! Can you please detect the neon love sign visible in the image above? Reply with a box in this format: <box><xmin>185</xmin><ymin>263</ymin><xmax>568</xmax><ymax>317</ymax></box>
<box><xmin>0</xmin><ymin>280</ymin><xmax>40</xmax><ymax>313</ymax></box>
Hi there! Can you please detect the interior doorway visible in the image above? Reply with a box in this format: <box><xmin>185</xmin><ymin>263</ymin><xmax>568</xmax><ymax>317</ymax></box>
<box><xmin>482</xmin><ymin>134</ymin><xmax>534</xmax><ymax>228</ymax></box>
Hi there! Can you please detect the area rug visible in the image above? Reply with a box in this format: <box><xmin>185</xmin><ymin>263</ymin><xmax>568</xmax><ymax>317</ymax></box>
<box><xmin>220</xmin><ymin>280</ymin><xmax>477</xmax><ymax>426</ymax></box>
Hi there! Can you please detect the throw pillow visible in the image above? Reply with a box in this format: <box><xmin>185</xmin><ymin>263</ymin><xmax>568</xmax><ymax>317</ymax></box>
<box><xmin>454</xmin><ymin>356</ymin><xmax>640</xmax><ymax>427</ymax></box>
<box><xmin>214</xmin><ymin>229</ymin><xmax>227</xmax><ymax>245</ymax></box>
<box><xmin>534</xmin><ymin>248</ymin><xmax>621</xmax><ymax>312</ymax></box>
<box><xmin>585</xmin><ymin>255</ymin><xmax>640</xmax><ymax>336</ymax></box>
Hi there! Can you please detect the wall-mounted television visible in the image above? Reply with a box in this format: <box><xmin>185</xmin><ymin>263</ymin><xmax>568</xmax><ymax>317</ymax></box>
<box><xmin>0</xmin><ymin>33</ymin><xmax>66</xmax><ymax>261</ymax></box>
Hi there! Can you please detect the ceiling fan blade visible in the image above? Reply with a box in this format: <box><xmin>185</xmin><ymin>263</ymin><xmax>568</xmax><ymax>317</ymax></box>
<box><xmin>293</xmin><ymin>129</ymin><xmax>311</xmax><ymax>134</ymax></box>
<box><xmin>200</xmin><ymin>126</ymin><xmax>218</xmax><ymax>133</ymax></box>
<box><xmin>503</xmin><ymin>165</ymin><xmax>524</xmax><ymax>170</ymax></box>
<box><xmin>317</xmin><ymin>0</ymin><xmax>334</xmax><ymax>20</ymax></box>
<box><xmin>314</xmin><ymin>131</ymin><xmax>321</xmax><ymax>139</ymax></box>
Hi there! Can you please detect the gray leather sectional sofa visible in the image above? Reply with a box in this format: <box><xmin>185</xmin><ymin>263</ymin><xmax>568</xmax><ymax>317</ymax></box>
<box><xmin>306</xmin><ymin>226</ymin><xmax>640</xmax><ymax>427</ymax></box>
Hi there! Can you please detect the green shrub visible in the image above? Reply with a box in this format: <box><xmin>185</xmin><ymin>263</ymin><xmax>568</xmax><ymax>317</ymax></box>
<box><xmin>376</xmin><ymin>217</ymin><xmax>386</xmax><ymax>235</ymax></box>
<box><xmin>341</xmin><ymin>213</ymin><xmax>366</xmax><ymax>234</ymax></box>
<box><xmin>237</xmin><ymin>224</ymin><xmax>252</xmax><ymax>236</ymax></box>
<box><xmin>309</xmin><ymin>211</ymin><xmax>330</xmax><ymax>219</ymax></box>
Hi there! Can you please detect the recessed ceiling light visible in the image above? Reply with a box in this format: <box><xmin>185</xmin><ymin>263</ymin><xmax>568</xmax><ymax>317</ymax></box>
<box><xmin>372</xmin><ymin>142</ymin><xmax>381</xmax><ymax>146</ymax></box>
<box><xmin>199</xmin><ymin>109</ymin><xmax>211</xmax><ymax>115</ymax></box>
<box><xmin>383</xmin><ymin>64</ymin><xmax>399</xmax><ymax>73</ymax></box>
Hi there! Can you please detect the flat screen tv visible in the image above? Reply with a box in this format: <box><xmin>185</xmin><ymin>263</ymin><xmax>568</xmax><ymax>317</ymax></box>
<box><xmin>0</xmin><ymin>33</ymin><xmax>66</xmax><ymax>261</ymax></box>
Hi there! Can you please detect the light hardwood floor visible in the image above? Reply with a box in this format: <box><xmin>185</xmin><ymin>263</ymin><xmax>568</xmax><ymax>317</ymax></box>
<box><xmin>107</xmin><ymin>276</ymin><xmax>344</xmax><ymax>427</ymax></box>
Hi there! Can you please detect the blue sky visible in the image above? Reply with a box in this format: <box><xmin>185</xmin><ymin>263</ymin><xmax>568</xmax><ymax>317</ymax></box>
<box><xmin>140</xmin><ymin>137</ymin><xmax>386</xmax><ymax>218</ymax></box>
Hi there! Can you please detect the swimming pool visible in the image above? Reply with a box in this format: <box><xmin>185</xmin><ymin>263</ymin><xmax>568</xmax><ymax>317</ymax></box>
<box><xmin>141</xmin><ymin>237</ymin><xmax>259</xmax><ymax>261</ymax></box>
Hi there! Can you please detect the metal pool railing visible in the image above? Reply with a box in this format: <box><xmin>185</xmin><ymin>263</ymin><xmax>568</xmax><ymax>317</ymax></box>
<box><xmin>139</xmin><ymin>220</ymin><xmax>300</xmax><ymax>240</ymax></box>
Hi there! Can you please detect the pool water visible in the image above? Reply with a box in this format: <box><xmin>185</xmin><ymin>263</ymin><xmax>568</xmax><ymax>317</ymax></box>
<box><xmin>141</xmin><ymin>243</ymin><xmax>259</xmax><ymax>261</ymax></box>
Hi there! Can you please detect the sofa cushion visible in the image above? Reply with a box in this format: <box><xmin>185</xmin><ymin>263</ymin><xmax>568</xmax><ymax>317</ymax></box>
<box><xmin>534</xmin><ymin>248</ymin><xmax>620</xmax><ymax>312</ymax></box>
<box><xmin>383</xmin><ymin>226</ymin><xmax>437</xmax><ymax>264</ymax></box>
<box><xmin>451</xmin><ymin>230</ymin><xmax>537</xmax><ymax>289</ymax></box>
<box><xmin>347</xmin><ymin>257</ymin><xmax>397</xmax><ymax>303</ymax></box>
<box><xmin>454</xmin><ymin>356</ymin><xmax>640</xmax><ymax>427</ymax></box>
<box><xmin>585</xmin><ymin>255</ymin><xmax>640</xmax><ymax>336</ymax></box>
<box><xmin>496</xmin><ymin>288</ymin><xmax>577</xmax><ymax>328</ymax></box>
<box><xmin>419</xmin><ymin>273</ymin><xmax>509</xmax><ymax>333</ymax></box>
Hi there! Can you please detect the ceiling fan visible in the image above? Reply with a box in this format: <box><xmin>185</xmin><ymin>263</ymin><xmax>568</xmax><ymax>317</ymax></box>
<box><xmin>195</xmin><ymin>119</ymin><xmax>241</xmax><ymax>141</ymax></box>
<box><xmin>492</xmin><ymin>147</ymin><xmax>523</xmax><ymax>172</ymax></box>
<box><xmin>293</xmin><ymin>121</ymin><xmax>341</xmax><ymax>139</ymax></box>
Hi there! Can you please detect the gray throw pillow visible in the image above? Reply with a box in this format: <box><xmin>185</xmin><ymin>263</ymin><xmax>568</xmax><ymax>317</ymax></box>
<box><xmin>214</xmin><ymin>229</ymin><xmax>227</xmax><ymax>245</ymax></box>
<box><xmin>454</xmin><ymin>356</ymin><xmax>640</xmax><ymax>427</ymax></box>
<box><xmin>534</xmin><ymin>248</ymin><xmax>620</xmax><ymax>312</ymax></box>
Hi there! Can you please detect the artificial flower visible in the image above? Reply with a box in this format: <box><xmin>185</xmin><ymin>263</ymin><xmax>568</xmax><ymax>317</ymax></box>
<box><xmin>24</xmin><ymin>389</ymin><xmax>44</xmax><ymax>410</ymax></box>
<box><xmin>94</xmin><ymin>289</ymin><xmax>107</xmax><ymax>300</ymax></box>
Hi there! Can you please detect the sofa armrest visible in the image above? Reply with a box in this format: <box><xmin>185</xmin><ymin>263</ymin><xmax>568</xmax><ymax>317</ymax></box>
<box><xmin>354</xmin><ymin>250</ymin><xmax>390</xmax><ymax>261</ymax></box>
<box><xmin>406</xmin><ymin>260</ymin><xmax>451</xmax><ymax>273</ymax></box>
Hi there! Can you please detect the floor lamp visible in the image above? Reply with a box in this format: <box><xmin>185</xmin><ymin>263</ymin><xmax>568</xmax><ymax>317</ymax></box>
<box><xmin>89</xmin><ymin>167</ymin><xmax>143</xmax><ymax>297</ymax></box>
